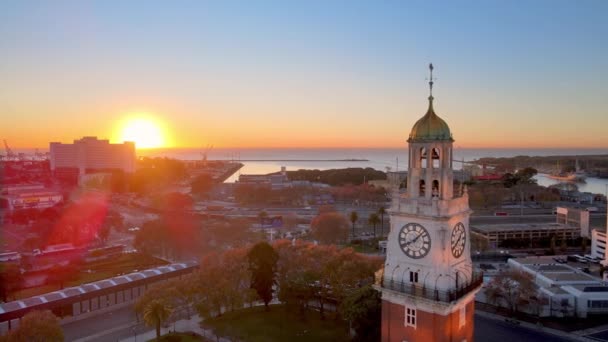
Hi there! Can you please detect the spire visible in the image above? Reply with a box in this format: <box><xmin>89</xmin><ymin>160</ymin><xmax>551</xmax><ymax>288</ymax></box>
<box><xmin>428</xmin><ymin>63</ymin><xmax>435</xmax><ymax>98</ymax></box>
<box><xmin>427</xmin><ymin>63</ymin><xmax>435</xmax><ymax>113</ymax></box>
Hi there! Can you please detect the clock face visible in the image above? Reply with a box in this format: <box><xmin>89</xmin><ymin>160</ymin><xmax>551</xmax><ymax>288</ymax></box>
<box><xmin>398</xmin><ymin>223</ymin><xmax>431</xmax><ymax>259</ymax></box>
<box><xmin>451</xmin><ymin>222</ymin><xmax>466</xmax><ymax>258</ymax></box>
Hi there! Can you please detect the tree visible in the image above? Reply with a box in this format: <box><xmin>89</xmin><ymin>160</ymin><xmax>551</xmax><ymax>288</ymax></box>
<box><xmin>47</xmin><ymin>263</ymin><xmax>78</xmax><ymax>289</ymax></box>
<box><xmin>516</xmin><ymin>167</ymin><xmax>538</xmax><ymax>185</ymax></box>
<box><xmin>257</xmin><ymin>210</ymin><xmax>268</xmax><ymax>227</ymax></box>
<box><xmin>368</xmin><ymin>213</ymin><xmax>380</xmax><ymax>238</ymax></box>
<box><xmin>340</xmin><ymin>286</ymin><xmax>381</xmax><ymax>342</ymax></box>
<box><xmin>485</xmin><ymin>269</ymin><xmax>537</xmax><ymax>313</ymax></box>
<box><xmin>349</xmin><ymin>211</ymin><xmax>358</xmax><ymax>237</ymax></box>
<box><xmin>0</xmin><ymin>264</ymin><xmax>23</xmax><ymax>302</ymax></box>
<box><xmin>549</xmin><ymin>235</ymin><xmax>556</xmax><ymax>255</ymax></box>
<box><xmin>559</xmin><ymin>238</ymin><xmax>568</xmax><ymax>254</ymax></box>
<box><xmin>247</xmin><ymin>242</ymin><xmax>278</xmax><ymax>310</ymax></box>
<box><xmin>6</xmin><ymin>310</ymin><xmax>63</xmax><ymax>342</ymax></box>
<box><xmin>311</xmin><ymin>212</ymin><xmax>350</xmax><ymax>244</ymax></box>
<box><xmin>378</xmin><ymin>207</ymin><xmax>386</xmax><ymax>237</ymax></box>
<box><xmin>582</xmin><ymin>237</ymin><xmax>588</xmax><ymax>254</ymax></box>
<box><xmin>97</xmin><ymin>224</ymin><xmax>111</xmax><ymax>244</ymax></box>
<box><xmin>191</xmin><ymin>173</ymin><xmax>215</xmax><ymax>196</ymax></box>
<box><xmin>143</xmin><ymin>299</ymin><xmax>173</xmax><ymax>340</ymax></box>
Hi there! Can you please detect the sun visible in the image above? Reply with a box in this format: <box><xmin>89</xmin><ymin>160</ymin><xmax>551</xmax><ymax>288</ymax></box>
<box><xmin>118</xmin><ymin>117</ymin><xmax>166</xmax><ymax>148</ymax></box>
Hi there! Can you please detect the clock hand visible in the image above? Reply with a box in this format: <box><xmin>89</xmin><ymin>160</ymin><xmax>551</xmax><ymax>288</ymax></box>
<box><xmin>454</xmin><ymin>235</ymin><xmax>462</xmax><ymax>248</ymax></box>
<box><xmin>404</xmin><ymin>233</ymin><xmax>422</xmax><ymax>247</ymax></box>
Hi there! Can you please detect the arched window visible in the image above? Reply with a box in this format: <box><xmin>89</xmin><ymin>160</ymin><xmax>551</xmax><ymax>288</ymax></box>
<box><xmin>419</xmin><ymin>180</ymin><xmax>426</xmax><ymax>197</ymax></box>
<box><xmin>420</xmin><ymin>147</ymin><xmax>427</xmax><ymax>168</ymax></box>
<box><xmin>432</xmin><ymin>148</ymin><xmax>440</xmax><ymax>168</ymax></box>
<box><xmin>432</xmin><ymin>180</ymin><xmax>439</xmax><ymax>198</ymax></box>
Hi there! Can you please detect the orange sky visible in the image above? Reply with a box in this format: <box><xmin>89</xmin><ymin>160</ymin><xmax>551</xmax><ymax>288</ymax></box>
<box><xmin>2</xmin><ymin>2</ymin><xmax>607</xmax><ymax>150</ymax></box>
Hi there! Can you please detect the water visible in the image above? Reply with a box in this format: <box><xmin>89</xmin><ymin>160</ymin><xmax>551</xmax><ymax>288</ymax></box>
<box><xmin>135</xmin><ymin>147</ymin><xmax>608</xmax><ymax>193</ymax></box>
<box><xmin>17</xmin><ymin>147</ymin><xmax>607</xmax><ymax>193</ymax></box>
<box><xmin>536</xmin><ymin>174</ymin><xmax>608</xmax><ymax>196</ymax></box>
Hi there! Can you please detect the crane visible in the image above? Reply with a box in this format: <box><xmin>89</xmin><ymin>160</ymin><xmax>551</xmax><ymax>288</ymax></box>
<box><xmin>3</xmin><ymin>140</ymin><xmax>16</xmax><ymax>161</ymax></box>
<box><xmin>200</xmin><ymin>144</ymin><xmax>214</xmax><ymax>164</ymax></box>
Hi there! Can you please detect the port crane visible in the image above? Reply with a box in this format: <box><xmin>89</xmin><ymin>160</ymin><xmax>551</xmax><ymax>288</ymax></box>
<box><xmin>3</xmin><ymin>139</ymin><xmax>17</xmax><ymax>161</ymax></box>
<box><xmin>200</xmin><ymin>144</ymin><xmax>214</xmax><ymax>164</ymax></box>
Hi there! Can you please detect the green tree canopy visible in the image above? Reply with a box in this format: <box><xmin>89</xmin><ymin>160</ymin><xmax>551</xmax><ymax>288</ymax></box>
<box><xmin>247</xmin><ymin>242</ymin><xmax>279</xmax><ymax>310</ymax></box>
<box><xmin>349</xmin><ymin>211</ymin><xmax>358</xmax><ymax>237</ymax></box>
<box><xmin>6</xmin><ymin>310</ymin><xmax>63</xmax><ymax>342</ymax></box>
<box><xmin>340</xmin><ymin>286</ymin><xmax>381</xmax><ymax>342</ymax></box>
<box><xmin>143</xmin><ymin>299</ymin><xmax>173</xmax><ymax>340</ymax></box>
<box><xmin>368</xmin><ymin>213</ymin><xmax>380</xmax><ymax>237</ymax></box>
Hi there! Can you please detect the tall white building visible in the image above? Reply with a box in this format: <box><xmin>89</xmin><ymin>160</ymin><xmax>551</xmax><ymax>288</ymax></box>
<box><xmin>49</xmin><ymin>137</ymin><xmax>136</xmax><ymax>175</ymax></box>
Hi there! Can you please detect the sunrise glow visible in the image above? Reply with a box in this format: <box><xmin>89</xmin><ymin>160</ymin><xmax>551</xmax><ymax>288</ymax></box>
<box><xmin>116</xmin><ymin>116</ymin><xmax>166</xmax><ymax>149</ymax></box>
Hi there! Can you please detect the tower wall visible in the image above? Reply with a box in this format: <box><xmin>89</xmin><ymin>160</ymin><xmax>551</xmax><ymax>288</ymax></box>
<box><xmin>381</xmin><ymin>298</ymin><xmax>475</xmax><ymax>342</ymax></box>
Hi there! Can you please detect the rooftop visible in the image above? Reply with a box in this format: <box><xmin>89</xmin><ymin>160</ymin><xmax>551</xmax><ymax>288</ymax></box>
<box><xmin>510</xmin><ymin>256</ymin><xmax>600</xmax><ymax>284</ymax></box>
<box><xmin>472</xmin><ymin>223</ymin><xmax>576</xmax><ymax>233</ymax></box>
<box><xmin>0</xmin><ymin>261</ymin><xmax>198</xmax><ymax>316</ymax></box>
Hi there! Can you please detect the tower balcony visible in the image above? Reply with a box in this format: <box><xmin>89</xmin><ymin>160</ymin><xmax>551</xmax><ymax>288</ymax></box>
<box><xmin>379</xmin><ymin>272</ymin><xmax>483</xmax><ymax>304</ymax></box>
<box><xmin>390</xmin><ymin>193</ymin><xmax>470</xmax><ymax>218</ymax></box>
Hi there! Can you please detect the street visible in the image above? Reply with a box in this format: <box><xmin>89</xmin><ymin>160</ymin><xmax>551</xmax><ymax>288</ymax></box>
<box><xmin>62</xmin><ymin>303</ymin><xmax>583</xmax><ymax>342</ymax></box>
<box><xmin>474</xmin><ymin>314</ymin><xmax>576</xmax><ymax>342</ymax></box>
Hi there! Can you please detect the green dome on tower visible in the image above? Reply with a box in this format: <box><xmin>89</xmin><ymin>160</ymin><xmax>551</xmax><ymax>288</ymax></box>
<box><xmin>408</xmin><ymin>63</ymin><xmax>453</xmax><ymax>142</ymax></box>
<box><xmin>408</xmin><ymin>96</ymin><xmax>453</xmax><ymax>142</ymax></box>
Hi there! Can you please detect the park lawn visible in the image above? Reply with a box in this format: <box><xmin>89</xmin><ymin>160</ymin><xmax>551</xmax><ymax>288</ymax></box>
<box><xmin>148</xmin><ymin>332</ymin><xmax>208</xmax><ymax>342</ymax></box>
<box><xmin>13</xmin><ymin>254</ymin><xmax>168</xmax><ymax>300</ymax></box>
<box><xmin>205</xmin><ymin>305</ymin><xmax>350</xmax><ymax>342</ymax></box>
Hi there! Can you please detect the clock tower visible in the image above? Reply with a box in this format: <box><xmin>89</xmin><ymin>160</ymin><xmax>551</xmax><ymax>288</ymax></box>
<box><xmin>378</xmin><ymin>64</ymin><xmax>482</xmax><ymax>342</ymax></box>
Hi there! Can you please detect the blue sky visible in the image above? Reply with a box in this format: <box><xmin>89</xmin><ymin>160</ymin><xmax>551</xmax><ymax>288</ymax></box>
<box><xmin>1</xmin><ymin>0</ymin><xmax>607</xmax><ymax>148</ymax></box>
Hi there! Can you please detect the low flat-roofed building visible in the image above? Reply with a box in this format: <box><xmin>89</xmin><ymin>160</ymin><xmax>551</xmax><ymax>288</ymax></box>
<box><xmin>591</xmin><ymin>229</ymin><xmax>607</xmax><ymax>262</ymax></box>
<box><xmin>0</xmin><ymin>185</ymin><xmax>62</xmax><ymax>211</ymax></box>
<box><xmin>0</xmin><ymin>261</ymin><xmax>198</xmax><ymax>334</ymax></box>
<box><xmin>471</xmin><ymin>223</ymin><xmax>580</xmax><ymax>247</ymax></box>
<box><xmin>556</xmin><ymin>206</ymin><xmax>591</xmax><ymax>237</ymax></box>
<box><xmin>508</xmin><ymin>256</ymin><xmax>608</xmax><ymax>317</ymax></box>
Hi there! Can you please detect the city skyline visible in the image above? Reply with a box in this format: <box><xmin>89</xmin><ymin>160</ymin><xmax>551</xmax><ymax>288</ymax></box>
<box><xmin>2</xmin><ymin>1</ymin><xmax>608</xmax><ymax>149</ymax></box>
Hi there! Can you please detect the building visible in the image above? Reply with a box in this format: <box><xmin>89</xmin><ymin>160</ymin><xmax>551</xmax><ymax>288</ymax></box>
<box><xmin>238</xmin><ymin>167</ymin><xmax>290</xmax><ymax>189</ymax></box>
<box><xmin>377</xmin><ymin>65</ymin><xmax>481</xmax><ymax>342</ymax></box>
<box><xmin>508</xmin><ymin>256</ymin><xmax>608</xmax><ymax>317</ymax></box>
<box><xmin>591</xmin><ymin>229</ymin><xmax>607</xmax><ymax>262</ymax></box>
<box><xmin>0</xmin><ymin>184</ymin><xmax>62</xmax><ymax>211</ymax></box>
<box><xmin>49</xmin><ymin>137</ymin><xmax>136</xmax><ymax>177</ymax></box>
<box><xmin>556</xmin><ymin>206</ymin><xmax>591</xmax><ymax>237</ymax></box>
<box><xmin>471</xmin><ymin>223</ymin><xmax>580</xmax><ymax>247</ymax></box>
<box><xmin>591</xmin><ymin>209</ymin><xmax>608</xmax><ymax>263</ymax></box>
<box><xmin>0</xmin><ymin>261</ymin><xmax>197</xmax><ymax>334</ymax></box>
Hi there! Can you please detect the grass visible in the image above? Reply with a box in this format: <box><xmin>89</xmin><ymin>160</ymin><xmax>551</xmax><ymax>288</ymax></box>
<box><xmin>205</xmin><ymin>305</ymin><xmax>350</xmax><ymax>342</ymax></box>
<box><xmin>148</xmin><ymin>332</ymin><xmax>208</xmax><ymax>342</ymax></box>
<box><xmin>13</xmin><ymin>253</ymin><xmax>168</xmax><ymax>300</ymax></box>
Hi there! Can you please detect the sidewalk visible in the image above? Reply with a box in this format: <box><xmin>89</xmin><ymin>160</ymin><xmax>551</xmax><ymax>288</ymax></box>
<box><xmin>475</xmin><ymin>310</ymin><xmax>594</xmax><ymax>342</ymax></box>
<box><xmin>117</xmin><ymin>315</ymin><xmax>231</xmax><ymax>342</ymax></box>
<box><xmin>111</xmin><ymin>315</ymin><xmax>231</xmax><ymax>342</ymax></box>
<box><xmin>573</xmin><ymin>322</ymin><xmax>608</xmax><ymax>338</ymax></box>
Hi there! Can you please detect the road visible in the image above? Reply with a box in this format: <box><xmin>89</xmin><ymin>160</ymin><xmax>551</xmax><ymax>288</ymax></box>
<box><xmin>474</xmin><ymin>315</ymin><xmax>576</xmax><ymax>342</ymax></box>
<box><xmin>63</xmin><ymin>304</ymin><xmax>582</xmax><ymax>342</ymax></box>
<box><xmin>62</xmin><ymin>305</ymin><xmax>154</xmax><ymax>342</ymax></box>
